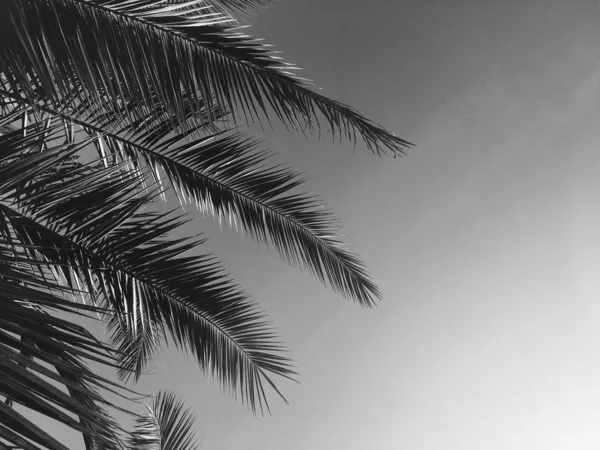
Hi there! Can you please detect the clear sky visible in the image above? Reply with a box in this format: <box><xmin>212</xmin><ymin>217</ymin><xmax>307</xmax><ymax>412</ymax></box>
<box><xmin>57</xmin><ymin>1</ymin><xmax>600</xmax><ymax>449</ymax></box>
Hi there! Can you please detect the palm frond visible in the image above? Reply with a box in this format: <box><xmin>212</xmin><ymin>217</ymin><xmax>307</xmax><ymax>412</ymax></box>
<box><xmin>0</xmin><ymin>0</ymin><xmax>413</xmax><ymax>155</ymax></box>
<box><xmin>128</xmin><ymin>391</ymin><xmax>200</xmax><ymax>450</ymax></box>
<box><xmin>0</xmin><ymin>96</ymin><xmax>380</xmax><ymax>306</ymax></box>
<box><xmin>0</xmin><ymin>125</ymin><xmax>296</xmax><ymax>412</ymax></box>
<box><xmin>122</xmin><ymin>131</ymin><xmax>381</xmax><ymax>306</ymax></box>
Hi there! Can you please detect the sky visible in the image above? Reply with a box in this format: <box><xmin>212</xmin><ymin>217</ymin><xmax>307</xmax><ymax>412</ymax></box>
<box><xmin>52</xmin><ymin>1</ymin><xmax>600</xmax><ymax>449</ymax></box>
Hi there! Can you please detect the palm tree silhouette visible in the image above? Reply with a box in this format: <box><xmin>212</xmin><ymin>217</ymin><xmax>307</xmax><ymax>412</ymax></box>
<box><xmin>0</xmin><ymin>1</ymin><xmax>413</xmax><ymax>448</ymax></box>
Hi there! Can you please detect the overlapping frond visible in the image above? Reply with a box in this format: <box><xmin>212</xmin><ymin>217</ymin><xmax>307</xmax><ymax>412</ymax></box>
<box><xmin>128</xmin><ymin>391</ymin><xmax>200</xmax><ymax>450</ymax></box>
<box><xmin>0</xmin><ymin>0</ymin><xmax>404</xmax><ymax>443</ymax></box>
<box><xmin>0</xmin><ymin>124</ymin><xmax>296</xmax><ymax>413</ymax></box>
<box><xmin>0</xmin><ymin>95</ymin><xmax>380</xmax><ymax>306</ymax></box>
<box><xmin>0</xmin><ymin>0</ymin><xmax>413</xmax><ymax>155</ymax></box>
<box><xmin>0</xmin><ymin>263</ymin><xmax>130</xmax><ymax>450</ymax></box>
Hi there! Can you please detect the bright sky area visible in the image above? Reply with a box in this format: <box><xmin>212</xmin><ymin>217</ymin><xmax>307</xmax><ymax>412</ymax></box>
<box><xmin>57</xmin><ymin>1</ymin><xmax>600</xmax><ymax>449</ymax></box>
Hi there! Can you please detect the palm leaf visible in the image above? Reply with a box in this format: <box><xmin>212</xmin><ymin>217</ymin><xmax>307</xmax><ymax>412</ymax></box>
<box><xmin>0</xmin><ymin>95</ymin><xmax>380</xmax><ymax>306</ymax></box>
<box><xmin>118</xmin><ymin>131</ymin><xmax>381</xmax><ymax>306</ymax></box>
<box><xmin>0</xmin><ymin>0</ymin><xmax>413</xmax><ymax>155</ymax></box>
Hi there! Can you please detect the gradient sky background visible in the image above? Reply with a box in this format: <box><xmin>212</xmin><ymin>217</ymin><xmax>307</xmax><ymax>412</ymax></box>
<box><xmin>54</xmin><ymin>0</ymin><xmax>600</xmax><ymax>449</ymax></box>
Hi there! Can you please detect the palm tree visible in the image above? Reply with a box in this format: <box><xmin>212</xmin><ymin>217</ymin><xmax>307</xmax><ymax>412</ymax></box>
<box><xmin>0</xmin><ymin>0</ymin><xmax>413</xmax><ymax>448</ymax></box>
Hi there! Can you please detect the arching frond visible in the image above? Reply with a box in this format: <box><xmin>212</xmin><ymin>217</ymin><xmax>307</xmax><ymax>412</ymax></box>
<box><xmin>0</xmin><ymin>0</ymin><xmax>413</xmax><ymax>155</ymax></box>
<box><xmin>118</xmin><ymin>131</ymin><xmax>381</xmax><ymax>306</ymax></box>
<box><xmin>0</xmin><ymin>96</ymin><xmax>380</xmax><ymax>306</ymax></box>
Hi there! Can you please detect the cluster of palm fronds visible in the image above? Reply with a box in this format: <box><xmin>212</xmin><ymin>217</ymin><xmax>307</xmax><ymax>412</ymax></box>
<box><xmin>0</xmin><ymin>0</ymin><xmax>413</xmax><ymax>449</ymax></box>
